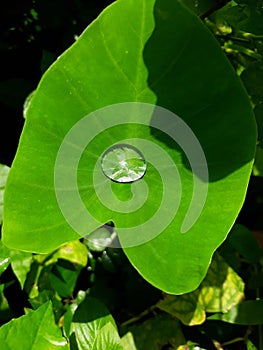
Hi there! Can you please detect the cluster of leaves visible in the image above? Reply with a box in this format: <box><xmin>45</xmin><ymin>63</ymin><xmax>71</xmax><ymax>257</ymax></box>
<box><xmin>0</xmin><ymin>218</ymin><xmax>262</xmax><ymax>349</ymax></box>
<box><xmin>0</xmin><ymin>217</ymin><xmax>262</xmax><ymax>348</ymax></box>
<box><xmin>1</xmin><ymin>0</ymin><xmax>263</xmax><ymax>349</ymax></box>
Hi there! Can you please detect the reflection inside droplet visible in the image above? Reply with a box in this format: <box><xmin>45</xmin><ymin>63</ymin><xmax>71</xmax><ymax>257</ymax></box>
<box><xmin>101</xmin><ymin>144</ymin><xmax>146</xmax><ymax>183</ymax></box>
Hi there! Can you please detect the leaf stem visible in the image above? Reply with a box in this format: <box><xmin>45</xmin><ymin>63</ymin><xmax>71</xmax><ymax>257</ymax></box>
<box><xmin>216</xmin><ymin>34</ymin><xmax>250</xmax><ymax>44</ymax></box>
<box><xmin>119</xmin><ymin>305</ymin><xmax>157</xmax><ymax>328</ymax></box>
<box><xmin>221</xmin><ymin>337</ymin><xmax>245</xmax><ymax>347</ymax></box>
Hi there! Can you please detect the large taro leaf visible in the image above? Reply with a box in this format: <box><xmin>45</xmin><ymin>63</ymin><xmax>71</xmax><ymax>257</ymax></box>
<box><xmin>2</xmin><ymin>0</ymin><xmax>256</xmax><ymax>294</ymax></box>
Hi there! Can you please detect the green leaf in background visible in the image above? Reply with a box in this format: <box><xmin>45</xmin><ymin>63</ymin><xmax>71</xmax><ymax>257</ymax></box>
<box><xmin>211</xmin><ymin>1</ymin><xmax>249</xmax><ymax>33</ymax></box>
<box><xmin>29</xmin><ymin>289</ymin><xmax>65</xmax><ymax>325</ymax></box>
<box><xmin>120</xmin><ymin>332</ymin><xmax>137</xmax><ymax>350</ymax></box>
<box><xmin>45</xmin><ymin>241</ymin><xmax>88</xmax><ymax>298</ymax></box>
<box><xmin>157</xmin><ymin>253</ymin><xmax>245</xmax><ymax>325</ymax></box>
<box><xmin>234</xmin><ymin>0</ymin><xmax>263</xmax><ymax>35</ymax></box>
<box><xmin>121</xmin><ymin>313</ymin><xmax>185</xmax><ymax>350</ymax></box>
<box><xmin>62</xmin><ymin>290</ymin><xmax>86</xmax><ymax>338</ymax></box>
<box><xmin>50</xmin><ymin>260</ymin><xmax>82</xmax><ymax>299</ymax></box>
<box><xmin>0</xmin><ymin>164</ymin><xmax>9</xmax><ymax>225</ymax></box>
<box><xmin>90</xmin><ymin>323</ymin><xmax>123</xmax><ymax>350</ymax></box>
<box><xmin>246</xmin><ymin>339</ymin><xmax>258</xmax><ymax>350</ymax></box>
<box><xmin>9</xmin><ymin>250</ymin><xmax>33</xmax><ymax>288</ymax></box>
<box><xmin>0</xmin><ymin>301</ymin><xmax>68</xmax><ymax>349</ymax></box>
<box><xmin>208</xmin><ymin>299</ymin><xmax>263</xmax><ymax>325</ymax></box>
<box><xmin>241</xmin><ymin>62</ymin><xmax>263</xmax><ymax>106</ymax></box>
<box><xmin>223</xmin><ymin>224</ymin><xmax>263</xmax><ymax>263</ymax></box>
<box><xmin>23</xmin><ymin>241</ymin><xmax>88</xmax><ymax>320</ymax></box>
<box><xmin>2</xmin><ymin>0</ymin><xmax>256</xmax><ymax>294</ymax></box>
<box><xmin>49</xmin><ymin>240</ymin><xmax>88</xmax><ymax>267</ymax></box>
<box><xmin>68</xmin><ymin>296</ymin><xmax>122</xmax><ymax>350</ymax></box>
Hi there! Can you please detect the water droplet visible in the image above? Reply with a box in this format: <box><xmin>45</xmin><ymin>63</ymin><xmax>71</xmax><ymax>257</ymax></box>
<box><xmin>101</xmin><ymin>144</ymin><xmax>146</xmax><ymax>183</ymax></box>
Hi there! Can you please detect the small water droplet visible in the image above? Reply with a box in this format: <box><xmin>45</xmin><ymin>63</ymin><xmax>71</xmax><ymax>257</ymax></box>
<box><xmin>101</xmin><ymin>144</ymin><xmax>146</xmax><ymax>183</ymax></box>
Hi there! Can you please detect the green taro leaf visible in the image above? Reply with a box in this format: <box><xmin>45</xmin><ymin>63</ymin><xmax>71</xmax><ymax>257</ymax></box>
<box><xmin>157</xmin><ymin>253</ymin><xmax>245</xmax><ymax>325</ymax></box>
<box><xmin>2</xmin><ymin>0</ymin><xmax>256</xmax><ymax>294</ymax></box>
<box><xmin>0</xmin><ymin>301</ymin><xmax>68</xmax><ymax>349</ymax></box>
<box><xmin>68</xmin><ymin>296</ymin><xmax>123</xmax><ymax>350</ymax></box>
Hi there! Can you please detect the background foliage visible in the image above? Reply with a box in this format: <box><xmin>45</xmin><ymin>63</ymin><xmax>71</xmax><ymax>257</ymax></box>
<box><xmin>1</xmin><ymin>0</ymin><xmax>263</xmax><ymax>349</ymax></box>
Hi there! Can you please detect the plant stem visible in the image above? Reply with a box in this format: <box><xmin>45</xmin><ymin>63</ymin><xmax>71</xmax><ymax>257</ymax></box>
<box><xmin>221</xmin><ymin>337</ymin><xmax>245</xmax><ymax>347</ymax></box>
<box><xmin>216</xmin><ymin>35</ymin><xmax>250</xmax><ymax>44</ymax></box>
<box><xmin>120</xmin><ymin>305</ymin><xmax>157</xmax><ymax>328</ymax></box>
<box><xmin>241</xmin><ymin>32</ymin><xmax>263</xmax><ymax>41</ymax></box>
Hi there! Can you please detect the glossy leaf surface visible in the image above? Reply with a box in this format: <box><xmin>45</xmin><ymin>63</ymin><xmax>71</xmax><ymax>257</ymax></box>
<box><xmin>69</xmin><ymin>297</ymin><xmax>122</xmax><ymax>350</ymax></box>
<box><xmin>2</xmin><ymin>0</ymin><xmax>256</xmax><ymax>293</ymax></box>
<box><xmin>0</xmin><ymin>302</ymin><xmax>68</xmax><ymax>349</ymax></box>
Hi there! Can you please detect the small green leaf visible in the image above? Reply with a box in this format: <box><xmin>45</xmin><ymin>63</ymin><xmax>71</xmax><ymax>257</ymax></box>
<box><xmin>50</xmin><ymin>260</ymin><xmax>82</xmax><ymax>298</ymax></box>
<box><xmin>10</xmin><ymin>250</ymin><xmax>33</xmax><ymax>288</ymax></box>
<box><xmin>92</xmin><ymin>323</ymin><xmax>123</xmax><ymax>350</ymax></box>
<box><xmin>63</xmin><ymin>290</ymin><xmax>86</xmax><ymax>338</ymax></box>
<box><xmin>246</xmin><ymin>339</ymin><xmax>258</xmax><ymax>350</ymax></box>
<box><xmin>0</xmin><ymin>302</ymin><xmax>68</xmax><ymax>349</ymax></box>
<box><xmin>51</xmin><ymin>240</ymin><xmax>88</xmax><ymax>267</ymax></box>
<box><xmin>208</xmin><ymin>299</ymin><xmax>263</xmax><ymax>325</ymax></box>
<box><xmin>157</xmin><ymin>253</ymin><xmax>245</xmax><ymax>325</ymax></box>
<box><xmin>69</xmin><ymin>296</ymin><xmax>122</xmax><ymax>350</ymax></box>
<box><xmin>225</xmin><ymin>224</ymin><xmax>263</xmax><ymax>263</ymax></box>
<box><xmin>29</xmin><ymin>289</ymin><xmax>65</xmax><ymax>325</ymax></box>
<box><xmin>0</xmin><ymin>164</ymin><xmax>9</xmax><ymax>225</ymax></box>
<box><xmin>120</xmin><ymin>332</ymin><xmax>137</xmax><ymax>350</ymax></box>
